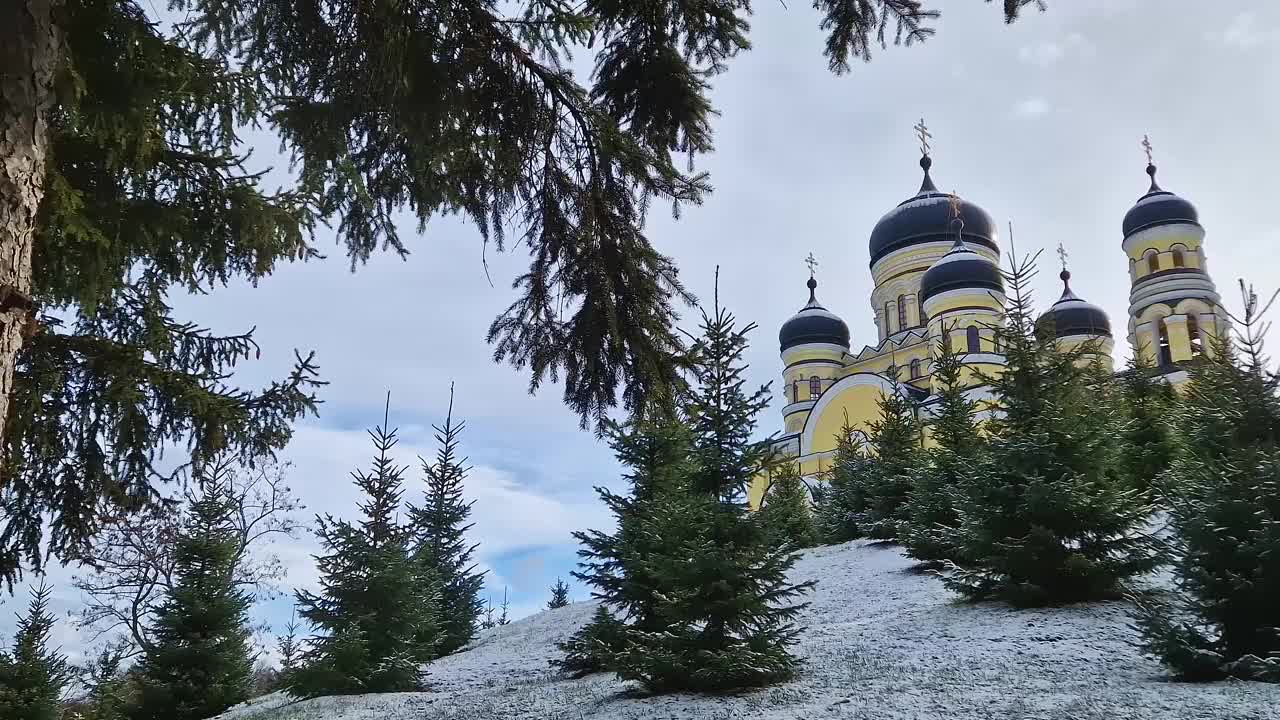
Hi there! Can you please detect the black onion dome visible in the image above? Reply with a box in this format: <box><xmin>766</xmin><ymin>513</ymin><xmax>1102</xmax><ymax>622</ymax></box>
<box><xmin>868</xmin><ymin>156</ymin><xmax>999</xmax><ymax>266</ymax></box>
<box><xmin>919</xmin><ymin>235</ymin><xmax>1004</xmax><ymax>304</ymax></box>
<box><xmin>779</xmin><ymin>277</ymin><xmax>851</xmax><ymax>352</ymax></box>
<box><xmin>1038</xmin><ymin>270</ymin><xmax>1112</xmax><ymax>338</ymax></box>
<box><xmin>1122</xmin><ymin>164</ymin><xmax>1200</xmax><ymax>237</ymax></box>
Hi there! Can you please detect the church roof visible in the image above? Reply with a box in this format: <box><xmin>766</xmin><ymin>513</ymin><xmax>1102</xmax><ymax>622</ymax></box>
<box><xmin>868</xmin><ymin>156</ymin><xmax>999</xmax><ymax>266</ymax></box>
<box><xmin>779</xmin><ymin>277</ymin><xmax>851</xmax><ymax>352</ymax></box>
<box><xmin>919</xmin><ymin>234</ymin><xmax>1004</xmax><ymax>303</ymax></box>
<box><xmin>1037</xmin><ymin>270</ymin><xmax>1112</xmax><ymax>339</ymax></box>
<box><xmin>1122</xmin><ymin>164</ymin><xmax>1200</xmax><ymax>237</ymax></box>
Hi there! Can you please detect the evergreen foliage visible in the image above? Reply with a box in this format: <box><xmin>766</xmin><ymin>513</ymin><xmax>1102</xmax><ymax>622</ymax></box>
<box><xmin>408</xmin><ymin>384</ymin><xmax>485</xmax><ymax>657</ymax></box>
<box><xmin>6</xmin><ymin>0</ymin><xmax>1035</xmax><ymax>585</ymax></box>
<box><xmin>903</xmin><ymin>330</ymin><xmax>982</xmax><ymax>564</ymax></box>
<box><xmin>609</xmin><ymin>282</ymin><xmax>814</xmax><ymax>693</ymax></box>
<box><xmin>129</xmin><ymin>475</ymin><xmax>254</xmax><ymax>720</ymax></box>
<box><xmin>562</xmin><ymin>277</ymin><xmax>813</xmax><ymax>693</ymax></box>
<box><xmin>1117</xmin><ymin>356</ymin><xmax>1179</xmax><ymax>494</ymax></box>
<box><xmin>480</xmin><ymin>599</ymin><xmax>496</xmax><ymax>631</ymax></box>
<box><xmin>1134</xmin><ymin>283</ymin><xmax>1280</xmax><ymax>682</ymax></box>
<box><xmin>814</xmin><ymin>422</ymin><xmax>874</xmax><ymax>544</ymax></box>
<box><xmin>553</xmin><ymin>604</ymin><xmax>628</xmax><ymax>678</ymax></box>
<box><xmin>0</xmin><ymin>581</ymin><xmax>73</xmax><ymax>720</ymax></box>
<box><xmin>561</xmin><ymin>415</ymin><xmax>694</xmax><ymax>676</ymax></box>
<box><xmin>547</xmin><ymin>579</ymin><xmax>571</xmax><ymax>610</ymax></box>
<box><xmin>75</xmin><ymin>641</ymin><xmax>132</xmax><ymax>720</ymax></box>
<box><xmin>497</xmin><ymin>588</ymin><xmax>511</xmax><ymax>626</ymax></box>
<box><xmin>944</xmin><ymin>249</ymin><xmax>1157</xmax><ymax>607</ymax></box>
<box><xmin>850</xmin><ymin>381</ymin><xmax>924</xmax><ymax>540</ymax></box>
<box><xmin>275</xmin><ymin>612</ymin><xmax>301</xmax><ymax>688</ymax></box>
<box><xmin>290</xmin><ymin>404</ymin><xmax>440</xmax><ymax>697</ymax></box>
<box><xmin>757</xmin><ymin>463</ymin><xmax>818</xmax><ymax>549</ymax></box>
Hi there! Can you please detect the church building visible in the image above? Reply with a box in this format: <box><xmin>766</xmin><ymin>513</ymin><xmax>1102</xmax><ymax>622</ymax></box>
<box><xmin>747</xmin><ymin>132</ymin><xmax>1230</xmax><ymax>509</ymax></box>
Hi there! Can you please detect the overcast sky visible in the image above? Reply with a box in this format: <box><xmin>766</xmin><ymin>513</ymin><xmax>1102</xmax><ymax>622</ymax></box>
<box><xmin>8</xmin><ymin>0</ymin><xmax>1280</xmax><ymax>665</ymax></box>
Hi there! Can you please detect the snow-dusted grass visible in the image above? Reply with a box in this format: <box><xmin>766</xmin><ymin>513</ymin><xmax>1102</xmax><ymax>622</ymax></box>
<box><xmin>215</xmin><ymin>541</ymin><xmax>1280</xmax><ymax>719</ymax></box>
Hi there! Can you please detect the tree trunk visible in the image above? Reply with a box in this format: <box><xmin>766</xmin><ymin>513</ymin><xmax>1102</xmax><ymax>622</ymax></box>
<box><xmin>0</xmin><ymin>0</ymin><xmax>57</xmax><ymax>458</ymax></box>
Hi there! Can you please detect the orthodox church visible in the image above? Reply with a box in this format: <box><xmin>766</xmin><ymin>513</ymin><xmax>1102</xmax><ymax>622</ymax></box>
<box><xmin>747</xmin><ymin>132</ymin><xmax>1229</xmax><ymax>509</ymax></box>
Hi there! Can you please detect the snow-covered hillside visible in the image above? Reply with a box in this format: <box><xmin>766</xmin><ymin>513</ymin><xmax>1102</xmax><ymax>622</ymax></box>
<box><xmin>216</xmin><ymin>541</ymin><xmax>1280</xmax><ymax>720</ymax></box>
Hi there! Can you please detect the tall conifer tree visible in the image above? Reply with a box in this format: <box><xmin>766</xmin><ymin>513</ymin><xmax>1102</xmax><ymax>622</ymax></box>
<box><xmin>611</xmin><ymin>275</ymin><xmax>814</xmax><ymax>693</ymax></box>
<box><xmin>945</xmin><ymin>249</ymin><xmax>1156</xmax><ymax>606</ymax></box>
<box><xmin>903</xmin><ymin>329</ymin><xmax>983</xmax><ymax>563</ymax></box>
<box><xmin>130</xmin><ymin>469</ymin><xmax>254</xmax><ymax>720</ymax></box>
<box><xmin>0</xmin><ymin>581</ymin><xmax>72</xmax><ymax>720</ymax></box>
<box><xmin>559</xmin><ymin>415</ymin><xmax>695</xmax><ymax>674</ymax></box>
<box><xmin>291</xmin><ymin>400</ymin><xmax>440</xmax><ymax>697</ymax></box>
<box><xmin>408</xmin><ymin>384</ymin><xmax>485</xmax><ymax>657</ymax></box>
<box><xmin>1135</xmin><ymin>283</ymin><xmax>1280</xmax><ymax>682</ymax></box>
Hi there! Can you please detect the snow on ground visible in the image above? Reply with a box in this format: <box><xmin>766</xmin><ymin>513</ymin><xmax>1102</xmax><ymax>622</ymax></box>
<box><xmin>215</xmin><ymin>541</ymin><xmax>1280</xmax><ymax>720</ymax></box>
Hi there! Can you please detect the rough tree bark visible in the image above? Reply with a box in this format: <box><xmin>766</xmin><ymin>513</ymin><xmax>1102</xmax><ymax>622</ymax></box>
<box><xmin>0</xmin><ymin>0</ymin><xmax>57</xmax><ymax>461</ymax></box>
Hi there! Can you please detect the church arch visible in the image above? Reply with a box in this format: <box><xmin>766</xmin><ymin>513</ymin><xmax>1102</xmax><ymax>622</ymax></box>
<box><xmin>966</xmin><ymin>325</ymin><xmax>981</xmax><ymax>354</ymax></box>
<box><xmin>799</xmin><ymin>373</ymin><xmax>901</xmax><ymax>455</ymax></box>
<box><xmin>809</xmin><ymin>375</ymin><xmax>822</xmax><ymax>398</ymax></box>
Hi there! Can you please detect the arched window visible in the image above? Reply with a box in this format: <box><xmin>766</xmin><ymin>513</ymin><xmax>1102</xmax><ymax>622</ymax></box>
<box><xmin>809</xmin><ymin>376</ymin><xmax>821</xmax><ymax>398</ymax></box>
<box><xmin>909</xmin><ymin>359</ymin><xmax>922</xmax><ymax>379</ymax></box>
<box><xmin>1158</xmin><ymin>319</ymin><xmax>1173</xmax><ymax>366</ymax></box>
<box><xmin>791</xmin><ymin>379</ymin><xmax>798</xmax><ymax>402</ymax></box>
<box><xmin>1147</xmin><ymin>251</ymin><xmax>1160</xmax><ymax>274</ymax></box>
<box><xmin>1187</xmin><ymin>314</ymin><xmax>1203</xmax><ymax>357</ymax></box>
<box><xmin>1172</xmin><ymin>248</ymin><xmax>1185</xmax><ymax>267</ymax></box>
<box><xmin>898</xmin><ymin>294</ymin><xmax>909</xmax><ymax>329</ymax></box>
<box><xmin>884</xmin><ymin>302</ymin><xmax>894</xmax><ymax>334</ymax></box>
<box><xmin>966</xmin><ymin>326</ymin><xmax>981</xmax><ymax>354</ymax></box>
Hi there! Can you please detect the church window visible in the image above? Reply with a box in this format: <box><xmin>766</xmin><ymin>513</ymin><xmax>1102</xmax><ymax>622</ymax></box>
<box><xmin>909</xmin><ymin>359</ymin><xmax>922</xmax><ymax>379</ymax></box>
<box><xmin>809</xmin><ymin>376</ymin><xmax>821</xmax><ymax>398</ymax></box>
<box><xmin>1147</xmin><ymin>252</ymin><xmax>1160</xmax><ymax>274</ymax></box>
<box><xmin>1157</xmin><ymin>319</ymin><xmax>1173</xmax><ymax>366</ymax></box>
<box><xmin>1187</xmin><ymin>315</ymin><xmax>1203</xmax><ymax>357</ymax></box>
<box><xmin>884</xmin><ymin>302</ymin><xmax>894</xmax><ymax>333</ymax></box>
<box><xmin>898</xmin><ymin>294</ymin><xmax>909</xmax><ymax>329</ymax></box>
<box><xmin>1172</xmin><ymin>248</ymin><xmax>1185</xmax><ymax>267</ymax></box>
<box><xmin>966</xmin><ymin>326</ymin><xmax>981</xmax><ymax>354</ymax></box>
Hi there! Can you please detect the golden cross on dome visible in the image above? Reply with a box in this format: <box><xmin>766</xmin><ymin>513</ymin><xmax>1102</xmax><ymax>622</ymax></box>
<box><xmin>914</xmin><ymin>118</ymin><xmax>932</xmax><ymax>157</ymax></box>
<box><xmin>1056</xmin><ymin>242</ymin><xmax>1069</xmax><ymax>272</ymax></box>
<box><xmin>947</xmin><ymin>189</ymin><xmax>963</xmax><ymax>221</ymax></box>
<box><xmin>1142</xmin><ymin>134</ymin><xmax>1154</xmax><ymax>165</ymax></box>
<box><xmin>804</xmin><ymin>252</ymin><xmax>819</xmax><ymax>278</ymax></box>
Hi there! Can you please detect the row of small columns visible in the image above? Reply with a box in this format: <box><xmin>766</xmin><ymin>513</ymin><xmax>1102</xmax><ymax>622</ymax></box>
<box><xmin>1133</xmin><ymin>313</ymin><xmax>1217</xmax><ymax>366</ymax></box>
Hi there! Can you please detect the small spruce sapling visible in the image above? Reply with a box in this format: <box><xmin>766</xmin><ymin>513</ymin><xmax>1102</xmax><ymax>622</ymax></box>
<box><xmin>547</xmin><ymin>579</ymin><xmax>571</xmax><ymax>609</ymax></box>
<box><xmin>408</xmin><ymin>384</ymin><xmax>486</xmax><ymax>657</ymax></box>
<box><xmin>757</xmin><ymin>463</ymin><xmax>818</xmax><ymax>549</ymax></box>
<box><xmin>130</xmin><ymin>466</ymin><xmax>255</xmax><ymax>720</ymax></box>
<box><xmin>290</xmin><ymin>398</ymin><xmax>441</xmax><ymax>697</ymax></box>
<box><xmin>0</xmin><ymin>581</ymin><xmax>73</xmax><ymax>720</ymax></box>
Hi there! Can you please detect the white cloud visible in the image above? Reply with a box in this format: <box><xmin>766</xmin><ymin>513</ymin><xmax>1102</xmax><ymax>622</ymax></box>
<box><xmin>1216</xmin><ymin>12</ymin><xmax>1265</xmax><ymax>50</ymax></box>
<box><xmin>1018</xmin><ymin>34</ymin><xmax>1093</xmax><ymax>68</ymax></box>
<box><xmin>1014</xmin><ymin>97</ymin><xmax>1051</xmax><ymax>117</ymax></box>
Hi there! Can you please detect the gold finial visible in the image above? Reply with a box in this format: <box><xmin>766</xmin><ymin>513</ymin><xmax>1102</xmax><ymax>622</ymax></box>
<box><xmin>804</xmin><ymin>252</ymin><xmax>819</xmax><ymax>278</ymax></box>
<box><xmin>947</xmin><ymin>189</ymin><xmax>963</xmax><ymax>221</ymax></box>
<box><xmin>914</xmin><ymin>118</ymin><xmax>932</xmax><ymax>157</ymax></box>
<box><xmin>1142</xmin><ymin>134</ymin><xmax>1154</xmax><ymax>166</ymax></box>
<box><xmin>1056</xmin><ymin>242</ymin><xmax>1069</xmax><ymax>272</ymax></box>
